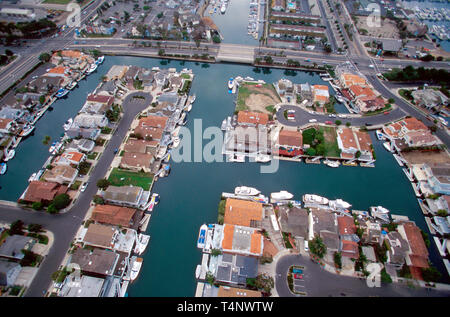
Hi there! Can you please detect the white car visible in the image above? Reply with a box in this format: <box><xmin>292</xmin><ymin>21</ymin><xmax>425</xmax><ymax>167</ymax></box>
<box><xmin>304</xmin><ymin>240</ymin><xmax>309</xmax><ymax>252</ymax></box>
<box><xmin>308</xmin><ymin>119</ymin><xmax>317</xmax><ymax>123</ymax></box>
<box><xmin>80</xmin><ymin>182</ymin><xmax>88</xmax><ymax>192</ymax></box>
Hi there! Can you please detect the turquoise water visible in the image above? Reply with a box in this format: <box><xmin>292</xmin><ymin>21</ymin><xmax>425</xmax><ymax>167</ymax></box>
<box><xmin>1</xmin><ymin>56</ymin><xmax>447</xmax><ymax>296</ymax></box>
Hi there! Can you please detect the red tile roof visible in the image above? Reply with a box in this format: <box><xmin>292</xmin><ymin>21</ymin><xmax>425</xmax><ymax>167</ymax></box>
<box><xmin>338</xmin><ymin>216</ymin><xmax>356</xmax><ymax>235</ymax></box>
<box><xmin>237</xmin><ymin>111</ymin><xmax>268</xmax><ymax>126</ymax></box>
<box><xmin>23</xmin><ymin>181</ymin><xmax>68</xmax><ymax>203</ymax></box>
<box><xmin>86</xmin><ymin>94</ymin><xmax>114</xmax><ymax>105</ymax></box>
<box><xmin>341</xmin><ymin>240</ymin><xmax>359</xmax><ymax>259</ymax></box>
<box><xmin>403</xmin><ymin>222</ymin><xmax>429</xmax><ymax>258</ymax></box>
<box><xmin>91</xmin><ymin>204</ymin><xmax>136</xmax><ymax>227</ymax></box>
<box><xmin>224</xmin><ymin>198</ymin><xmax>263</xmax><ymax>227</ymax></box>
<box><xmin>278</xmin><ymin>130</ymin><xmax>303</xmax><ymax>147</ymax></box>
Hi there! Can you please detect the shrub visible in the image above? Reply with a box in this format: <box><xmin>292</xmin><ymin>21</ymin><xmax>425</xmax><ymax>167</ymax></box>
<box><xmin>52</xmin><ymin>194</ymin><xmax>71</xmax><ymax>210</ymax></box>
<box><xmin>32</xmin><ymin>202</ymin><xmax>43</xmax><ymax>211</ymax></box>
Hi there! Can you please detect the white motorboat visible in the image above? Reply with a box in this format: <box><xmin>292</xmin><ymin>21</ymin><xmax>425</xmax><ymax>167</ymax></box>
<box><xmin>184</xmin><ymin>103</ymin><xmax>192</xmax><ymax>112</ymax></box>
<box><xmin>228</xmin><ymin>77</ymin><xmax>234</xmax><ymax>89</ymax></box>
<box><xmin>195</xmin><ymin>264</ymin><xmax>202</xmax><ymax>279</ymax></box>
<box><xmin>28</xmin><ymin>172</ymin><xmax>37</xmax><ymax>182</ymax></box>
<box><xmin>376</xmin><ymin>130</ymin><xmax>385</xmax><ymax>141</ymax></box>
<box><xmin>324</xmin><ymin>159</ymin><xmax>340</xmax><ymax>168</ymax></box>
<box><xmin>172</xmin><ymin>136</ymin><xmax>180</xmax><ymax>148</ymax></box>
<box><xmin>227</xmin><ymin>154</ymin><xmax>245</xmax><ymax>162</ymax></box>
<box><xmin>49</xmin><ymin>141</ymin><xmax>57</xmax><ymax>153</ymax></box>
<box><xmin>329</xmin><ymin>199</ymin><xmax>352</xmax><ymax>210</ymax></box>
<box><xmin>370</xmin><ymin>206</ymin><xmax>390</xmax><ymax>214</ymax></box>
<box><xmin>383</xmin><ymin>142</ymin><xmax>393</xmax><ymax>152</ymax></box>
<box><xmin>221</xmin><ymin>118</ymin><xmax>227</xmax><ymax>131</ymax></box>
<box><xmin>220</xmin><ymin>2</ymin><xmax>226</xmax><ymax>14</ymax></box>
<box><xmin>271</xmin><ymin>191</ymin><xmax>294</xmax><ymax>201</ymax></box>
<box><xmin>134</xmin><ymin>234</ymin><xmax>150</xmax><ymax>255</ymax></box>
<box><xmin>67</xmin><ymin>81</ymin><xmax>78</xmax><ymax>90</ymax></box>
<box><xmin>0</xmin><ymin>163</ymin><xmax>7</xmax><ymax>175</ymax></box>
<box><xmin>19</xmin><ymin>125</ymin><xmax>34</xmax><ymax>137</ymax></box>
<box><xmin>255</xmin><ymin>154</ymin><xmax>271</xmax><ymax>163</ymax></box>
<box><xmin>96</xmin><ymin>56</ymin><xmax>105</xmax><ymax>64</ymax></box>
<box><xmin>235</xmin><ymin>186</ymin><xmax>261</xmax><ymax>196</ymax></box>
<box><xmin>63</xmin><ymin>118</ymin><xmax>73</xmax><ymax>131</ymax></box>
<box><xmin>197</xmin><ymin>224</ymin><xmax>208</xmax><ymax>249</ymax></box>
<box><xmin>86</xmin><ymin>63</ymin><xmax>98</xmax><ymax>74</ymax></box>
<box><xmin>144</xmin><ymin>193</ymin><xmax>160</xmax><ymax>212</ymax></box>
<box><xmin>4</xmin><ymin>149</ymin><xmax>15</xmax><ymax>162</ymax></box>
<box><xmin>129</xmin><ymin>256</ymin><xmax>143</xmax><ymax>282</ymax></box>
<box><xmin>303</xmin><ymin>194</ymin><xmax>329</xmax><ymax>205</ymax></box>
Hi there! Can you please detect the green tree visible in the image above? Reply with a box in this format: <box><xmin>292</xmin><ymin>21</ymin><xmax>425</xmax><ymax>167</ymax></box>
<box><xmin>93</xmin><ymin>195</ymin><xmax>105</xmax><ymax>205</ymax></box>
<box><xmin>52</xmin><ymin>194</ymin><xmax>71</xmax><ymax>210</ymax></box>
<box><xmin>421</xmin><ymin>266</ymin><xmax>441</xmax><ymax>282</ymax></box>
<box><xmin>27</xmin><ymin>224</ymin><xmax>43</xmax><ymax>233</ymax></box>
<box><xmin>32</xmin><ymin>202</ymin><xmax>43</xmax><ymax>211</ymax></box>
<box><xmin>8</xmin><ymin>220</ymin><xmax>24</xmax><ymax>235</ymax></box>
<box><xmin>255</xmin><ymin>274</ymin><xmax>274</xmax><ymax>293</ymax></box>
<box><xmin>96</xmin><ymin>178</ymin><xmax>110</xmax><ymax>190</ymax></box>
<box><xmin>211</xmin><ymin>249</ymin><xmax>222</xmax><ymax>257</ymax></box>
<box><xmin>47</xmin><ymin>204</ymin><xmax>58</xmax><ymax>214</ymax></box>
<box><xmin>39</xmin><ymin>52</ymin><xmax>51</xmax><ymax>63</ymax></box>
<box><xmin>381</xmin><ymin>268</ymin><xmax>392</xmax><ymax>283</ymax></box>
<box><xmin>335</xmin><ymin>120</ymin><xmax>342</xmax><ymax>125</ymax></box>
<box><xmin>309</xmin><ymin>235</ymin><xmax>327</xmax><ymax>259</ymax></box>
<box><xmin>334</xmin><ymin>251</ymin><xmax>342</xmax><ymax>269</ymax></box>
<box><xmin>437</xmin><ymin>209</ymin><xmax>448</xmax><ymax>217</ymax></box>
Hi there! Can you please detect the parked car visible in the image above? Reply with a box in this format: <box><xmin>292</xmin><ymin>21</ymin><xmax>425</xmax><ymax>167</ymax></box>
<box><xmin>384</xmin><ymin>111</ymin><xmax>390</xmax><ymax>115</ymax></box>
<box><xmin>365</xmin><ymin>123</ymin><xmax>373</xmax><ymax>126</ymax></box>
<box><xmin>114</xmin><ymin>148</ymin><xmax>119</xmax><ymax>154</ymax></box>
<box><xmin>304</xmin><ymin>240</ymin><xmax>309</xmax><ymax>252</ymax></box>
<box><xmin>325</xmin><ymin>121</ymin><xmax>332</xmax><ymax>125</ymax></box>
<box><xmin>293</xmin><ymin>268</ymin><xmax>303</xmax><ymax>274</ymax></box>
<box><xmin>80</xmin><ymin>182</ymin><xmax>88</xmax><ymax>192</ymax></box>
<box><xmin>294</xmin><ymin>274</ymin><xmax>303</xmax><ymax>279</ymax></box>
<box><xmin>308</xmin><ymin>119</ymin><xmax>317</xmax><ymax>123</ymax></box>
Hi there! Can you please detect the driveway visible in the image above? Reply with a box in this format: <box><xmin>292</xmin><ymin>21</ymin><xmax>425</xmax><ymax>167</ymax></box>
<box><xmin>275</xmin><ymin>254</ymin><xmax>450</xmax><ymax>297</ymax></box>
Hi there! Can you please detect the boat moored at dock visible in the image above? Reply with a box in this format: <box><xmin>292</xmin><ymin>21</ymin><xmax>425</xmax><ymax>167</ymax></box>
<box><xmin>197</xmin><ymin>224</ymin><xmax>208</xmax><ymax>249</ymax></box>
<box><xmin>134</xmin><ymin>234</ymin><xmax>150</xmax><ymax>255</ymax></box>
<box><xmin>0</xmin><ymin>163</ymin><xmax>7</xmax><ymax>175</ymax></box>
<box><xmin>271</xmin><ymin>191</ymin><xmax>294</xmax><ymax>201</ymax></box>
<box><xmin>234</xmin><ymin>186</ymin><xmax>260</xmax><ymax>196</ymax></box>
<box><xmin>129</xmin><ymin>256</ymin><xmax>143</xmax><ymax>282</ymax></box>
<box><xmin>4</xmin><ymin>150</ymin><xmax>15</xmax><ymax>162</ymax></box>
<box><xmin>303</xmin><ymin>194</ymin><xmax>329</xmax><ymax>205</ymax></box>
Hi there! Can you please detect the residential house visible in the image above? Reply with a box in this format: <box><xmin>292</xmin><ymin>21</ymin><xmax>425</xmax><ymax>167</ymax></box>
<box><xmin>221</xmin><ymin>224</ymin><xmax>264</xmax><ymax>257</ymax></box>
<box><xmin>66</xmin><ymin>138</ymin><xmax>95</xmax><ymax>153</ymax></box>
<box><xmin>278</xmin><ymin>206</ymin><xmax>309</xmax><ymax>239</ymax></box>
<box><xmin>360</xmin><ymin>220</ymin><xmax>382</xmax><ymax>245</ymax></box>
<box><xmin>340</xmin><ymin>240</ymin><xmax>359</xmax><ymax>259</ymax></box>
<box><xmin>54</xmin><ymin>151</ymin><xmax>86</xmax><ymax>167</ymax></box>
<box><xmin>275</xmin><ymin>129</ymin><xmax>303</xmax><ymax>157</ymax></box>
<box><xmin>223</xmin><ymin>198</ymin><xmax>264</xmax><ymax>228</ymax></box>
<box><xmin>384</xmin><ymin>231</ymin><xmax>409</xmax><ymax>267</ymax></box>
<box><xmin>69</xmin><ymin>247</ymin><xmax>119</xmax><ymax>278</ymax></box>
<box><xmin>0</xmin><ymin>118</ymin><xmax>13</xmax><ymax>134</ymax></box>
<box><xmin>336</xmin><ymin>127</ymin><xmax>358</xmax><ymax>159</ymax></box>
<box><xmin>423</xmin><ymin>163</ymin><xmax>450</xmax><ymax>195</ymax></box>
<box><xmin>73</xmin><ymin>113</ymin><xmax>109</xmax><ymax>129</ymax></box>
<box><xmin>102</xmin><ymin>185</ymin><xmax>147</xmax><ymax>208</ymax></box>
<box><xmin>297</xmin><ymin>83</ymin><xmax>312</xmax><ymax>100</ymax></box>
<box><xmin>215</xmin><ymin>253</ymin><xmax>258</xmax><ymax>286</ymax></box>
<box><xmin>312</xmin><ymin>85</ymin><xmax>329</xmax><ymax>105</ymax></box>
<box><xmin>237</xmin><ymin>111</ymin><xmax>269</xmax><ymax>127</ymax></box>
<box><xmin>271</xmin><ymin>0</ymin><xmax>286</xmax><ymax>12</ymax></box>
<box><xmin>120</xmin><ymin>152</ymin><xmax>155</xmax><ymax>173</ymax></box>
<box><xmin>339</xmin><ymin>73</ymin><xmax>368</xmax><ymax>89</ymax></box>
<box><xmin>397</xmin><ymin>222</ymin><xmax>430</xmax><ymax>274</ymax></box>
<box><xmin>124</xmin><ymin>65</ymin><xmax>140</xmax><ymax>85</ymax></box>
<box><xmin>0</xmin><ymin>260</ymin><xmax>21</xmax><ymax>286</ymax></box>
<box><xmin>311</xmin><ymin>208</ymin><xmax>339</xmax><ymax>254</ymax></box>
<box><xmin>383</xmin><ymin>117</ymin><xmax>428</xmax><ymax>139</ymax></box>
<box><xmin>59</xmin><ymin>275</ymin><xmax>104</xmax><ymax>297</ymax></box>
<box><xmin>123</xmin><ymin>139</ymin><xmax>159</xmax><ymax>156</ymax></box>
<box><xmin>21</xmin><ymin>181</ymin><xmax>68</xmax><ymax>204</ymax></box>
<box><xmin>81</xmin><ymin>94</ymin><xmax>114</xmax><ymax>114</ymax></box>
<box><xmin>403</xmin><ymin>130</ymin><xmax>440</xmax><ymax>148</ymax></box>
<box><xmin>91</xmin><ymin>204</ymin><xmax>143</xmax><ymax>230</ymax></box>
<box><xmin>412</xmin><ymin>88</ymin><xmax>449</xmax><ymax>111</ymax></box>
<box><xmin>41</xmin><ymin>165</ymin><xmax>78</xmax><ymax>185</ymax></box>
<box><xmin>66</xmin><ymin>127</ymin><xmax>101</xmax><ymax>140</ymax></box>
<box><xmin>28</xmin><ymin>76</ymin><xmax>64</xmax><ymax>94</ymax></box>
<box><xmin>0</xmin><ymin>235</ymin><xmax>35</xmax><ymax>261</ymax></box>
<box><xmin>217</xmin><ymin>285</ymin><xmax>262</xmax><ymax>297</ymax></box>
<box><xmin>105</xmin><ymin>65</ymin><xmax>128</xmax><ymax>81</ymax></box>
<box><xmin>276</xmin><ymin>78</ymin><xmax>294</xmax><ymax>97</ymax></box>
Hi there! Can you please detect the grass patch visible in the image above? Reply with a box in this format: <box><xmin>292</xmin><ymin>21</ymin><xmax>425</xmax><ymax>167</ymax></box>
<box><xmin>218</xmin><ymin>199</ymin><xmax>226</xmax><ymax>224</ymax></box>
<box><xmin>363</xmin><ymin>104</ymin><xmax>392</xmax><ymax>116</ymax></box>
<box><xmin>265</xmin><ymin>105</ymin><xmax>276</xmax><ymax>114</ymax></box>
<box><xmin>87</xmin><ymin>152</ymin><xmax>98</xmax><ymax>160</ymax></box>
<box><xmin>101</xmin><ymin>127</ymin><xmax>112</xmax><ymax>134</ymax></box>
<box><xmin>181</xmin><ymin>73</ymin><xmax>191</xmax><ymax>79</ymax></box>
<box><xmin>70</xmin><ymin>180</ymin><xmax>82</xmax><ymax>190</ymax></box>
<box><xmin>236</xmin><ymin>83</ymin><xmax>280</xmax><ymax>113</ymax></box>
<box><xmin>282</xmin><ymin>232</ymin><xmax>293</xmax><ymax>248</ymax></box>
<box><xmin>108</xmin><ymin>168</ymin><xmax>154</xmax><ymax>191</ymax></box>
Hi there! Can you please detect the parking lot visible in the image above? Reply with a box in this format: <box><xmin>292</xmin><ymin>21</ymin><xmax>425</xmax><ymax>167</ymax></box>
<box><xmin>291</xmin><ymin>265</ymin><xmax>307</xmax><ymax>295</ymax></box>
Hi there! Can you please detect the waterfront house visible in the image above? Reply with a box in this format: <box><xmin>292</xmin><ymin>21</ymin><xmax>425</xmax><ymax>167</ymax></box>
<box><xmin>105</xmin><ymin>65</ymin><xmax>128</xmax><ymax>81</ymax></box>
<box><xmin>433</xmin><ymin>216</ymin><xmax>450</xmax><ymax>235</ymax></box>
<box><xmin>397</xmin><ymin>222</ymin><xmax>430</xmax><ymax>275</ymax></box>
<box><xmin>411</xmin><ymin>88</ymin><xmax>448</xmax><ymax>111</ymax></box>
<box><xmin>237</xmin><ymin>111</ymin><xmax>269</xmax><ymax>127</ymax></box>
<box><xmin>425</xmin><ymin>195</ymin><xmax>450</xmax><ymax>215</ymax></box>
<box><xmin>73</xmin><ymin>113</ymin><xmax>109</xmax><ymax>129</ymax></box>
<box><xmin>297</xmin><ymin>83</ymin><xmax>312</xmax><ymax>101</ymax></box>
<box><xmin>81</xmin><ymin>223</ymin><xmax>136</xmax><ymax>255</ymax></box>
<box><xmin>54</xmin><ymin>151</ymin><xmax>86</xmax><ymax>167</ymax></box>
<box><xmin>276</xmin><ymin>78</ymin><xmax>294</xmax><ymax>97</ymax></box>
<box><xmin>120</xmin><ymin>152</ymin><xmax>156</xmax><ymax>173</ymax></box>
<box><xmin>337</xmin><ymin>215</ymin><xmax>356</xmax><ymax>236</ymax></box>
<box><xmin>168</xmin><ymin>75</ymin><xmax>183</xmax><ymax>90</ymax></box>
<box><xmin>28</xmin><ymin>76</ymin><xmax>63</xmax><ymax>95</ymax></box>
<box><xmin>336</xmin><ymin>127</ymin><xmax>358</xmax><ymax>159</ymax></box>
<box><xmin>22</xmin><ymin>181</ymin><xmax>68</xmax><ymax>204</ymax></box>
<box><xmin>41</xmin><ymin>165</ymin><xmax>78</xmax><ymax>185</ymax></box>
<box><xmin>224</xmin><ymin>126</ymin><xmax>272</xmax><ymax>156</ymax></box>
<box><xmin>59</xmin><ymin>275</ymin><xmax>104</xmax><ymax>297</ymax></box>
<box><xmin>278</xmin><ymin>206</ymin><xmax>309</xmax><ymax>239</ymax></box>
<box><xmin>312</xmin><ymin>85</ymin><xmax>329</xmax><ymax>105</ymax></box>
<box><xmin>383</xmin><ymin>117</ymin><xmax>428</xmax><ymax>139</ymax></box>
<box><xmin>97</xmin><ymin>81</ymin><xmax>118</xmax><ymax>97</ymax></box>
<box><xmin>354</xmin><ymin>130</ymin><xmax>373</xmax><ymax>161</ymax></box>
<box><xmin>69</xmin><ymin>247</ymin><xmax>119</xmax><ymax>278</ymax></box>
<box><xmin>81</xmin><ymin>94</ymin><xmax>114</xmax><ymax>115</ymax></box>
<box><xmin>0</xmin><ymin>106</ymin><xmax>25</xmax><ymax>121</ymax></box>
<box><xmin>275</xmin><ymin>129</ymin><xmax>303</xmax><ymax>157</ymax></box>
<box><xmin>0</xmin><ymin>259</ymin><xmax>21</xmax><ymax>287</ymax></box>
<box><xmin>91</xmin><ymin>204</ymin><xmax>143</xmax><ymax>230</ymax></box>
<box><xmin>0</xmin><ymin>118</ymin><xmax>13</xmax><ymax>134</ymax></box>
<box><xmin>403</xmin><ymin>130</ymin><xmax>440</xmax><ymax>148</ymax></box>
<box><xmin>102</xmin><ymin>185</ymin><xmax>148</xmax><ymax>208</ymax></box>
<box><xmin>423</xmin><ymin>163</ymin><xmax>450</xmax><ymax>195</ymax></box>
<box><xmin>0</xmin><ymin>235</ymin><xmax>35</xmax><ymax>261</ymax></box>
<box><xmin>360</xmin><ymin>220</ymin><xmax>382</xmax><ymax>245</ymax></box>
<box><xmin>221</xmin><ymin>224</ymin><xmax>264</xmax><ymax>257</ymax></box>
<box><xmin>137</xmin><ymin>69</ymin><xmax>154</xmax><ymax>88</ymax></box>
<box><xmin>223</xmin><ymin>198</ymin><xmax>263</xmax><ymax>228</ymax></box>
<box><xmin>311</xmin><ymin>208</ymin><xmax>338</xmax><ymax>235</ymax></box>
<box><xmin>46</xmin><ymin>66</ymin><xmax>70</xmax><ymax>78</ymax></box>
<box><xmin>154</xmin><ymin>71</ymin><xmax>169</xmax><ymax>88</ymax></box>
<box><xmin>339</xmin><ymin>73</ymin><xmax>368</xmax><ymax>89</ymax></box>
<box><xmin>355</xmin><ymin>96</ymin><xmax>386</xmax><ymax>113</ymax></box>
<box><xmin>66</xmin><ymin>138</ymin><xmax>95</xmax><ymax>153</ymax></box>
<box><xmin>124</xmin><ymin>65</ymin><xmax>140</xmax><ymax>85</ymax></box>
<box><xmin>215</xmin><ymin>253</ymin><xmax>258</xmax><ymax>286</ymax></box>
<box><xmin>66</xmin><ymin>127</ymin><xmax>101</xmax><ymax>140</ymax></box>
<box><xmin>384</xmin><ymin>231</ymin><xmax>409</xmax><ymax>267</ymax></box>
<box><xmin>124</xmin><ymin>139</ymin><xmax>160</xmax><ymax>156</ymax></box>
<box><xmin>217</xmin><ymin>285</ymin><xmax>262</xmax><ymax>297</ymax></box>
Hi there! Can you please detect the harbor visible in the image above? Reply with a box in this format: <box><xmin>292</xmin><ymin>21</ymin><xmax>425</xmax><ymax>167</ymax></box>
<box><xmin>0</xmin><ymin>56</ymin><xmax>448</xmax><ymax>296</ymax></box>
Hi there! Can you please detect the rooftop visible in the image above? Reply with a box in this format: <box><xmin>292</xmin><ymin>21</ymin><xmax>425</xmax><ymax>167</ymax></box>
<box><xmin>224</xmin><ymin>198</ymin><xmax>263</xmax><ymax>227</ymax></box>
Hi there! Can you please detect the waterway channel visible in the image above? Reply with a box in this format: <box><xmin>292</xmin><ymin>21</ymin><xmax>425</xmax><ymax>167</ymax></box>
<box><xmin>0</xmin><ymin>55</ymin><xmax>448</xmax><ymax>296</ymax></box>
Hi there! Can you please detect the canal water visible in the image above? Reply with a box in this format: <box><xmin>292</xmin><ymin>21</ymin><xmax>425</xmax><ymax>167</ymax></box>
<box><xmin>1</xmin><ymin>56</ymin><xmax>448</xmax><ymax>296</ymax></box>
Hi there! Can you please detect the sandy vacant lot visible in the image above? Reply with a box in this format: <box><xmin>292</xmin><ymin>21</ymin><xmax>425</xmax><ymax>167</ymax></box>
<box><xmin>237</xmin><ymin>83</ymin><xmax>281</xmax><ymax>114</ymax></box>
<box><xmin>402</xmin><ymin>150</ymin><xmax>450</xmax><ymax>165</ymax></box>
<box><xmin>357</xmin><ymin>16</ymin><xmax>400</xmax><ymax>39</ymax></box>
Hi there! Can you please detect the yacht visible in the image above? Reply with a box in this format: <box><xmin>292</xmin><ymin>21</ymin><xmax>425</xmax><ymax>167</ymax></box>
<box><xmin>370</xmin><ymin>206</ymin><xmax>390</xmax><ymax>214</ymax></box>
<box><xmin>228</xmin><ymin>77</ymin><xmax>234</xmax><ymax>89</ymax></box>
<box><xmin>172</xmin><ymin>136</ymin><xmax>180</xmax><ymax>148</ymax></box>
<box><xmin>197</xmin><ymin>224</ymin><xmax>208</xmax><ymax>249</ymax></box>
<box><xmin>28</xmin><ymin>172</ymin><xmax>37</xmax><ymax>182</ymax></box>
<box><xmin>129</xmin><ymin>256</ymin><xmax>143</xmax><ymax>282</ymax></box>
<box><xmin>67</xmin><ymin>81</ymin><xmax>78</xmax><ymax>90</ymax></box>
<box><xmin>49</xmin><ymin>141</ymin><xmax>57</xmax><ymax>153</ymax></box>
<box><xmin>329</xmin><ymin>199</ymin><xmax>352</xmax><ymax>210</ymax></box>
<box><xmin>96</xmin><ymin>56</ymin><xmax>105</xmax><ymax>64</ymax></box>
<box><xmin>63</xmin><ymin>118</ymin><xmax>73</xmax><ymax>131</ymax></box>
<box><xmin>221</xmin><ymin>118</ymin><xmax>227</xmax><ymax>131</ymax></box>
<box><xmin>134</xmin><ymin>234</ymin><xmax>150</xmax><ymax>255</ymax></box>
<box><xmin>220</xmin><ymin>2</ymin><xmax>226</xmax><ymax>14</ymax></box>
<box><xmin>324</xmin><ymin>160</ymin><xmax>340</xmax><ymax>168</ymax></box>
<box><xmin>235</xmin><ymin>186</ymin><xmax>261</xmax><ymax>196</ymax></box>
<box><xmin>86</xmin><ymin>63</ymin><xmax>98</xmax><ymax>74</ymax></box>
<box><xmin>271</xmin><ymin>191</ymin><xmax>294</xmax><ymax>201</ymax></box>
<box><xmin>4</xmin><ymin>149</ymin><xmax>15</xmax><ymax>162</ymax></box>
<box><xmin>146</xmin><ymin>193</ymin><xmax>160</xmax><ymax>212</ymax></box>
<box><xmin>383</xmin><ymin>142</ymin><xmax>393</xmax><ymax>152</ymax></box>
<box><xmin>303</xmin><ymin>194</ymin><xmax>329</xmax><ymax>205</ymax></box>
<box><xmin>376</xmin><ymin>130</ymin><xmax>385</xmax><ymax>141</ymax></box>
<box><xmin>0</xmin><ymin>163</ymin><xmax>7</xmax><ymax>175</ymax></box>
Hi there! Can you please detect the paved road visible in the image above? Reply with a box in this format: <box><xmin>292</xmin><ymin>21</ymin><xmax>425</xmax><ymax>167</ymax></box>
<box><xmin>0</xmin><ymin>91</ymin><xmax>153</xmax><ymax>297</ymax></box>
<box><xmin>275</xmin><ymin>254</ymin><xmax>450</xmax><ymax>297</ymax></box>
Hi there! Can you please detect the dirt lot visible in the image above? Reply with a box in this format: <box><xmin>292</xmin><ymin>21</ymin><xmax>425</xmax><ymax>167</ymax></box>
<box><xmin>402</xmin><ymin>150</ymin><xmax>450</xmax><ymax>165</ymax></box>
<box><xmin>236</xmin><ymin>83</ymin><xmax>281</xmax><ymax>114</ymax></box>
<box><xmin>357</xmin><ymin>16</ymin><xmax>400</xmax><ymax>39</ymax></box>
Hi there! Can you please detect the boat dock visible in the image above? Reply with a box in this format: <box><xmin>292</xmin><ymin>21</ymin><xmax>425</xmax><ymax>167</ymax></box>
<box><xmin>139</xmin><ymin>214</ymin><xmax>151</xmax><ymax>232</ymax></box>
<box><xmin>403</xmin><ymin>168</ymin><xmax>414</xmax><ymax>182</ymax></box>
<box><xmin>391</xmin><ymin>214</ymin><xmax>410</xmax><ymax>222</ymax></box>
<box><xmin>305</xmin><ymin>158</ymin><xmax>321</xmax><ymax>164</ymax></box>
<box><xmin>393</xmin><ymin>154</ymin><xmax>405</xmax><ymax>167</ymax></box>
<box><xmin>433</xmin><ymin>237</ymin><xmax>447</xmax><ymax>257</ymax></box>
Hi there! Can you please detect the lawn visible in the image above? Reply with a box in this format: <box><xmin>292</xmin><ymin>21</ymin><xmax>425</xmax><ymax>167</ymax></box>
<box><xmin>236</xmin><ymin>83</ymin><xmax>280</xmax><ymax>113</ymax></box>
<box><xmin>321</xmin><ymin>126</ymin><xmax>341</xmax><ymax>158</ymax></box>
<box><xmin>108</xmin><ymin>168</ymin><xmax>154</xmax><ymax>191</ymax></box>
<box><xmin>302</xmin><ymin>126</ymin><xmax>341</xmax><ymax>157</ymax></box>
